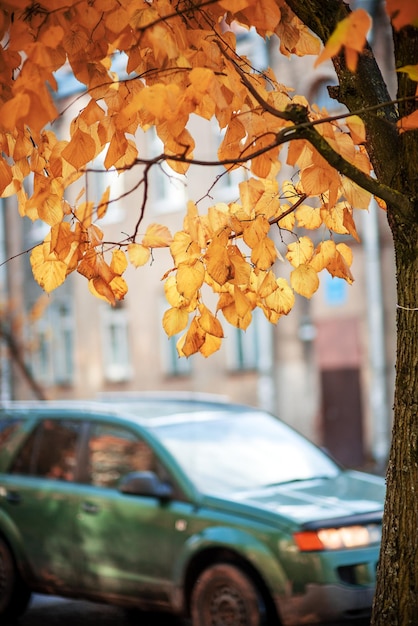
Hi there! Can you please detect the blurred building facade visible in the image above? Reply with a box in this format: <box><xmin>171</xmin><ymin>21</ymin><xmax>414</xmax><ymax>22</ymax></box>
<box><xmin>0</xmin><ymin>0</ymin><xmax>396</xmax><ymax>469</ymax></box>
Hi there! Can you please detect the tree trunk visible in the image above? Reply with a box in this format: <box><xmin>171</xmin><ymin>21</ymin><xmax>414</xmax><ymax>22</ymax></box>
<box><xmin>371</xmin><ymin>204</ymin><xmax>418</xmax><ymax>624</ymax></box>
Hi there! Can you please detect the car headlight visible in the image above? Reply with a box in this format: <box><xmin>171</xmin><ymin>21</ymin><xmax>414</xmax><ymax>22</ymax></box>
<box><xmin>294</xmin><ymin>524</ymin><xmax>381</xmax><ymax>551</ymax></box>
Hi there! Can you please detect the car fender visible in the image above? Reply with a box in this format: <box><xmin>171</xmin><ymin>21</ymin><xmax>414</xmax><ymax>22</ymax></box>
<box><xmin>173</xmin><ymin>524</ymin><xmax>289</xmax><ymax>601</ymax></box>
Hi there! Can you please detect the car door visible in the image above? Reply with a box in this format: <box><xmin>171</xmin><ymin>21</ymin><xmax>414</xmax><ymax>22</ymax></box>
<box><xmin>1</xmin><ymin>418</ymin><xmax>83</xmax><ymax>590</ymax></box>
<box><xmin>74</xmin><ymin>421</ymin><xmax>195</xmax><ymax>606</ymax></box>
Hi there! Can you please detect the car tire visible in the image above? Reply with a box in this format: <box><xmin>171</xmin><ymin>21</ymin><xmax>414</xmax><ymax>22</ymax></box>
<box><xmin>0</xmin><ymin>537</ymin><xmax>32</xmax><ymax>620</ymax></box>
<box><xmin>191</xmin><ymin>562</ymin><xmax>267</xmax><ymax>626</ymax></box>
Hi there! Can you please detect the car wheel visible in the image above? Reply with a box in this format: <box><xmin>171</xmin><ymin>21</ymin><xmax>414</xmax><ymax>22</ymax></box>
<box><xmin>0</xmin><ymin>537</ymin><xmax>31</xmax><ymax>620</ymax></box>
<box><xmin>191</xmin><ymin>563</ymin><xmax>267</xmax><ymax>626</ymax></box>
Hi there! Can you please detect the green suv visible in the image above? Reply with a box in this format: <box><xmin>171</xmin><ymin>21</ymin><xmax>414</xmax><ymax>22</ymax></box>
<box><xmin>0</xmin><ymin>398</ymin><xmax>384</xmax><ymax>625</ymax></box>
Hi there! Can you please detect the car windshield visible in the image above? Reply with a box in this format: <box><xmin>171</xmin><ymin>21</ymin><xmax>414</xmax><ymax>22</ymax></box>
<box><xmin>150</xmin><ymin>411</ymin><xmax>340</xmax><ymax>496</ymax></box>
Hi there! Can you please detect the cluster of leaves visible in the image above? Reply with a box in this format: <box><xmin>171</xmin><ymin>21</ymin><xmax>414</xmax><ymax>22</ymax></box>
<box><xmin>0</xmin><ymin>0</ymin><xmax>416</xmax><ymax>357</ymax></box>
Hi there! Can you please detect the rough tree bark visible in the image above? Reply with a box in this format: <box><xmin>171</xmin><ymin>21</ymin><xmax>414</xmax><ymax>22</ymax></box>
<box><xmin>285</xmin><ymin>1</ymin><xmax>418</xmax><ymax>623</ymax></box>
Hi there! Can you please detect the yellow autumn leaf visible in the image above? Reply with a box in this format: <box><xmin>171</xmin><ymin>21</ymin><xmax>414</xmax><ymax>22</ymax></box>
<box><xmin>170</xmin><ymin>232</ymin><xmax>201</xmax><ymax>265</ymax></box>
<box><xmin>110</xmin><ymin>249</ymin><xmax>128</xmax><ymax>275</ymax></box>
<box><xmin>257</xmin><ymin>270</ymin><xmax>278</xmax><ymax>298</ymax></box>
<box><xmin>176</xmin><ymin>260</ymin><xmax>205</xmax><ymax>299</ymax></box>
<box><xmin>110</xmin><ymin>275</ymin><xmax>128</xmax><ymax>300</ymax></box>
<box><xmin>242</xmin><ymin>215</ymin><xmax>270</xmax><ymax>249</ymax></box>
<box><xmin>397</xmin><ymin>64</ymin><xmax>418</xmax><ymax>82</ymax></box>
<box><xmin>286</xmin><ymin>236</ymin><xmax>314</xmax><ymax>268</ymax></box>
<box><xmin>342</xmin><ymin>177</ymin><xmax>371</xmax><ymax>212</ymax></box>
<box><xmin>205</xmin><ymin>241</ymin><xmax>234</xmax><ymax>285</ymax></box>
<box><xmin>50</xmin><ymin>222</ymin><xmax>76</xmax><ymax>259</ymax></box>
<box><xmin>179</xmin><ymin>317</ymin><xmax>205</xmax><ymax>357</ymax></box>
<box><xmin>251</xmin><ymin>237</ymin><xmax>277</xmax><ymax>270</ymax></box>
<box><xmin>97</xmin><ymin>186</ymin><xmax>110</xmax><ymax>220</ymax></box>
<box><xmin>208</xmin><ymin>204</ymin><xmax>232</xmax><ymax>234</ymax></box>
<box><xmin>320</xmin><ymin>203</ymin><xmax>351</xmax><ymax>235</ymax></box>
<box><xmin>337</xmin><ymin>242</ymin><xmax>354</xmax><ymax>266</ymax></box>
<box><xmin>295</xmin><ymin>204</ymin><xmax>323</xmax><ymax>229</ymax></box>
<box><xmin>164</xmin><ymin>275</ymin><xmax>187</xmax><ymax>308</ymax></box>
<box><xmin>228</xmin><ymin>246</ymin><xmax>251</xmax><ymax>286</ymax></box>
<box><xmin>198</xmin><ymin>304</ymin><xmax>224</xmax><ymax>338</ymax></box>
<box><xmin>218</xmin><ymin>292</ymin><xmax>252</xmax><ymax>330</ymax></box>
<box><xmin>142</xmin><ymin>223</ymin><xmax>173</xmax><ymax>248</ymax></box>
<box><xmin>234</xmin><ymin>286</ymin><xmax>253</xmax><ymax>322</ymax></box>
<box><xmin>310</xmin><ymin>240</ymin><xmax>337</xmax><ymax>272</ymax></box>
<box><xmin>30</xmin><ymin>244</ymin><xmax>67</xmax><ymax>292</ymax></box>
<box><xmin>128</xmin><ymin>243</ymin><xmax>151</xmax><ymax>267</ymax></box>
<box><xmin>89</xmin><ymin>276</ymin><xmax>116</xmax><ymax>305</ymax></box>
<box><xmin>290</xmin><ymin>264</ymin><xmax>320</xmax><ymax>298</ymax></box>
<box><xmin>75</xmin><ymin>201</ymin><xmax>95</xmax><ymax>228</ymax></box>
<box><xmin>346</xmin><ymin>115</ymin><xmax>367</xmax><ymax>144</ymax></box>
<box><xmin>264</xmin><ymin>277</ymin><xmax>295</xmax><ymax>315</ymax></box>
<box><xmin>87</xmin><ymin>224</ymin><xmax>104</xmax><ymax>248</ymax></box>
<box><xmin>199</xmin><ymin>333</ymin><xmax>223</xmax><ymax>358</ymax></box>
<box><xmin>326</xmin><ymin>250</ymin><xmax>354</xmax><ymax>283</ymax></box>
<box><xmin>163</xmin><ymin>307</ymin><xmax>189</xmax><ymax>337</ymax></box>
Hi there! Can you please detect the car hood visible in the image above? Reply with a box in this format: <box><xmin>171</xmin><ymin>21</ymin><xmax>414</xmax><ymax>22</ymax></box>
<box><xmin>203</xmin><ymin>470</ymin><xmax>385</xmax><ymax>529</ymax></box>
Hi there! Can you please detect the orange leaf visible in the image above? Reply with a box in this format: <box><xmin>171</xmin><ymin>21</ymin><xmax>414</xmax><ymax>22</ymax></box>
<box><xmin>62</xmin><ymin>129</ymin><xmax>98</xmax><ymax>169</ymax></box>
<box><xmin>89</xmin><ymin>276</ymin><xmax>116</xmax><ymax>305</ymax></box>
<box><xmin>104</xmin><ymin>132</ymin><xmax>128</xmax><ymax>170</ymax></box>
<box><xmin>179</xmin><ymin>316</ymin><xmax>205</xmax><ymax>357</ymax></box>
<box><xmin>386</xmin><ymin>0</ymin><xmax>418</xmax><ymax>29</ymax></box>
<box><xmin>0</xmin><ymin>158</ymin><xmax>13</xmax><ymax>195</ymax></box>
<box><xmin>314</xmin><ymin>9</ymin><xmax>372</xmax><ymax>72</ymax></box>
<box><xmin>142</xmin><ymin>223</ymin><xmax>173</xmax><ymax>248</ymax></box>
<box><xmin>397</xmin><ymin>109</ymin><xmax>418</xmax><ymax>133</ymax></box>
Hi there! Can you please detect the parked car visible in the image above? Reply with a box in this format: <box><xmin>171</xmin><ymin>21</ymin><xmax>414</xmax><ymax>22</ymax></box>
<box><xmin>0</xmin><ymin>397</ymin><xmax>384</xmax><ymax>625</ymax></box>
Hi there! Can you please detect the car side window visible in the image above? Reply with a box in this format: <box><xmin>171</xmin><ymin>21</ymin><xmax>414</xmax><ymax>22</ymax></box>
<box><xmin>87</xmin><ymin>424</ymin><xmax>158</xmax><ymax>489</ymax></box>
<box><xmin>0</xmin><ymin>419</ymin><xmax>22</xmax><ymax>448</ymax></box>
<box><xmin>11</xmin><ymin>419</ymin><xmax>81</xmax><ymax>482</ymax></box>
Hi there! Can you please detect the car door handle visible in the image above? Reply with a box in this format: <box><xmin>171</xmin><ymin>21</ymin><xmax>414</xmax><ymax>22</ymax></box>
<box><xmin>81</xmin><ymin>501</ymin><xmax>100</xmax><ymax>515</ymax></box>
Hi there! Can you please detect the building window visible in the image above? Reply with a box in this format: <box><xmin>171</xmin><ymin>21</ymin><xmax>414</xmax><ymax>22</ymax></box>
<box><xmin>86</xmin><ymin>151</ymin><xmax>125</xmax><ymax>224</ymax></box>
<box><xmin>27</xmin><ymin>300</ymin><xmax>74</xmax><ymax>386</ymax></box>
<box><xmin>215</xmin><ymin>163</ymin><xmax>245</xmax><ymax>203</ymax></box>
<box><xmin>160</xmin><ymin>300</ymin><xmax>192</xmax><ymax>377</ymax></box>
<box><xmin>101</xmin><ymin>302</ymin><xmax>132</xmax><ymax>382</ymax></box>
<box><xmin>225</xmin><ymin>307</ymin><xmax>273</xmax><ymax>372</ymax></box>
<box><xmin>147</xmin><ymin>128</ymin><xmax>187</xmax><ymax>213</ymax></box>
<box><xmin>54</xmin><ymin>302</ymin><xmax>74</xmax><ymax>384</ymax></box>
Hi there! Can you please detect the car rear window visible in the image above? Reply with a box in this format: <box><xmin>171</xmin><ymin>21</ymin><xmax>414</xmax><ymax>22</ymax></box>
<box><xmin>0</xmin><ymin>418</ymin><xmax>24</xmax><ymax>471</ymax></box>
<box><xmin>11</xmin><ymin>419</ymin><xmax>82</xmax><ymax>482</ymax></box>
<box><xmin>0</xmin><ymin>419</ymin><xmax>21</xmax><ymax>446</ymax></box>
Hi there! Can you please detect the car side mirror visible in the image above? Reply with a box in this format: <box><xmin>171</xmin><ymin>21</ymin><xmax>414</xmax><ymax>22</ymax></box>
<box><xmin>119</xmin><ymin>471</ymin><xmax>173</xmax><ymax>501</ymax></box>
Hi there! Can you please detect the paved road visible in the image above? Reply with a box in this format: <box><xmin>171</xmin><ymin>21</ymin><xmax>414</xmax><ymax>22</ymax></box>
<box><xmin>17</xmin><ymin>595</ymin><xmax>188</xmax><ymax>626</ymax></box>
<box><xmin>17</xmin><ymin>594</ymin><xmax>371</xmax><ymax>626</ymax></box>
